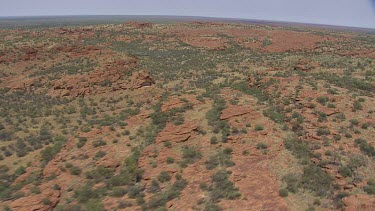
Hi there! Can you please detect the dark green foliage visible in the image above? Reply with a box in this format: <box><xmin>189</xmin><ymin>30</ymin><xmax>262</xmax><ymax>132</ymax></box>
<box><xmin>256</xmin><ymin>143</ymin><xmax>268</xmax><ymax>150</ymax></box>
<box><xmin>353</xmin><ymin>101</ymin><xmax>363</xmax><ymax>110</ymax></box>
<box><xmin>205</xmin><ymin>149</ymin><xmax>235</xmax><ymax>170</ymax></box>
<box><xmin>364</xmin><ymin>180</ymin><xmax>375</xmax><ymax>195</ymax></box>
<box><xmin>338</xmin><ymin>166</ymin><xmax>352</xmax><ymax>178</ymax></box>
<box><xmin>166</xmin><ymin>157</ymin><xmax>175</xmax><ymax>164</ymax></box>
<box><xmin>94</xmin><ymin>151</ymin><xmax>106</xmax><ymax>159</ymax></box>
<box><xmin>15</xmin><ymin>166</ymin><xmax>26</xmax><ymax>176</ymax></box>
<box><xmin>40</xmin><ymin>136</ymin><xmax>67</xmax><ymax>164</ymax></box>
<box><xmin>301</xmin><ymin>165</ymin><xmax>333</xmax><ymax>197</ymax></box>
<box><xmin>284</xmin><ymin>138</ymin><xmax>311</xmax><ymax>160</ymax></box>
<box><xmin>206</xmin><ymin>98</ymin><xmax>227</xmax><ymax>129</ymax></box>
<box><xmin>263</xmin><ymin>107</ymin><xmax>285</xmax><ymax>124</ymax></box>
<box><xmin>316</xmin><ymin>128</ymin><xmax>330</xmax><ymax>136</ymax></box>
<box><xmin>157</xmin><ymin>171</ymin><xmax>171</xmax><ymax>183</ymax></box>
<box><xmin>254</xmin><ymin>124</ymin><xmax>264</xmax><ymax>131</ymax></box>
<box><xmin>317</xmin><ymin>96</ymin><xmax>329</xmax><ymax>106</ymax></box>
<box><xmin>147</xmin><ymin>176</ymin><xmax>188</xmax><ymax>209</ymax></box>
<box><xmin>148</xmin><ymin>179</ymin><xmax>160</xmax><ymax>193</ymax></box>
<box><xmin>74</xmin><ymin>184</ymin><xmax>106</xmax><ymax>203</ymax></box>
<box><xmin>180</xmin><ymin>145</ymin><xmax>202</xmax><ymax>167</ymax></box>
<box><xmin>350</xmin><ymin>119</ymin><xmax>359</xmax><ymax>126</ymax></box>
<box><xmin>77</xmin><ymin>137</ymin><xmax>87</xmax><ymax>148</ymax></box>
<box><xmin>354</xmin><ymin>138</ymin><xmax>375</xmax><ymax>157</ymax></box>
<box><xmin>208</xmin><ymin>170</ymin><xmax>241</xmax><ymax>202</ymax></box>
<box><xmin>210</xmin><ymin>136</ymin><xmax>218</xmax><ymax>144</ymax></box>
<box><xmin>279</xmin><ymin>188</ymin><xmax>288</xmax><ymax>197</ymax></box>
<box><xmin>69</xmin><ymin>166</ymin><xmax>82</xmax><ymax>175</ymax></box>
<box><xmin>92</xmin><ymin>139</ymin><xmax>106</xmax><ymax>147</ymax></box>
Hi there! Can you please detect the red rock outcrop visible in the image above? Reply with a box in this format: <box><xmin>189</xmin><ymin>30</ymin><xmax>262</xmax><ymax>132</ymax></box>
<box><xmin>47</xmin><ymin>68</ymin><xmax>154</xmax><ymax>97</ymax></box>
<box><xmin>8</xmin><ymin>188</ymin><xmax>60</xmax><ymax>211</ymax></box>
<box><xmin>343</xmin><ymin>194</ymin><xmax>375</xmax><ymax>211</ymax></box>
<box><xmin>220</xmin><ymin>105</ymin><xmax>260</xmax><ymax>120</ymax></box>
<box><xmin>156</xmin><ymin>121</ymin><xmax>198</xmax><ymax>143</ymax></box>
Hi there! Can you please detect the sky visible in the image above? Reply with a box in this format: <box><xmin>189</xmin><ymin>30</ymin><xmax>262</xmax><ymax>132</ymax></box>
<box><xmin>0</xmin><ymin>0</ymin><xmax>375</xmax><ymax>28</ymax></box>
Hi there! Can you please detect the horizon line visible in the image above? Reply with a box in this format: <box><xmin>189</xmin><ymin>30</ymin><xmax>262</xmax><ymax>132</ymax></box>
<box><xmin>0</xmin><ymin>14</ymin><xmax>374</xmax><ymax>30</ymax></box>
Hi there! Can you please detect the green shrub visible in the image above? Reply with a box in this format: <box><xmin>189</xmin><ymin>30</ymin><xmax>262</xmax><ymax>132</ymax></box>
<box><xmin>40</xmin><ymin>136</ymin><xmax>67</xmax><ymax>164</ymax></box>
<box><xmin>92</xmin><ymin>139</ymin><xmax>106</xmax><ymax>147</ymax></box>
<box><xmin>350</xmin><ymin>119</ymin><xmax>359</xmax><ymax>126</ymax></box>
<box><xmin>355</xmin><ymin>138</ymin><xmax>375</xmax><ymax>157</ymax></box>
<box><xmin>361</xmin><ymin>122</ymin><xmax>370</xmax><ymax>129</ymax></box>
<box><xmin>317</xmin><ymin>96</ymin><xmax>329</xmax><ymax>106</ymax></box>
<box><xmin>279</xmin><ymin>188</ymin><xmax>288</xmax><ymax>197</ymax></box>
<box><xmin>157</xmin><ymin>171</ymin><xmax>171</xmax><ymax>183</ymax></box>
<box><xmin>353</xmin><ymin>101</ymin><xmax>363</xmax><ymax>110</ymax></box>
<box><xmin>166</xmin><ymin>157</ymin><xmax>175</xmax><ymax>164</ymax></box>
<box><xmin>316</xmin><ymin>128</ymin><xmax>330</xmax><ymax>136</ymax></box>
<box><xmin>256</xmin><ymin>143</ymin><xmax>268</xmax><ymax>150</ymax></box>
<box><xmin>70</xmin><ymin>166</ymin><xmax>82</xmax><ymax>175</ymax></box>
<box><xmin>77</xmin><ymin>137</ymin><xmax>87</xmax><ymax>148</ymax></box>
<box><xmin>205</xmin><ymin>149</ymin><xmax>235</xmax><ymax>170</ymax></box>
<box><xmin>42</xmin><ymin>197</ymin><xmax>51</xmax><ymax>205</ymax></box>
<box><xmin>364</xmin><ymin>180</ymin><xmax>375</xmax><ymax>195</ymax></box>
<box><xmin>301</xmin><ymin>164</ymin><xmax>333</xmax><ymax>197</ymax></box>
<box><xmin>180</xmin><ymin>146</ymin><xmax>202</xmax><ymax>167</ymax></box>
<box><xmin>284</xmin><ymin>138</ymin><xmax>311</xmax><ymax>160</ymax></box>
<box><xmin>94</xmin><ymin>151</ymin><xmax>106</xmax><ymax>159</ymax></box>
<box><xmin>210</xmin><ymin>136</ymin><xmax>218</xmax><ymax>145</ymax></box>
<box><xmin>110</xmin><ymin>187</ymin><xmax>127</xmax><ymax>197</ymax></box>
<box><xmin>209</xmin><ymin>170</ymin><xmax>240</xmax><ymax>202</ymax></box>
<box><xmin>338</xmin><ymin>166</ymin><xmax>352</xmax><ymax>178</ymax></box>
<box><xmin>255</xmin><ymin>124</ymin><xmax>264</xmax><ymax>131</ymax></box>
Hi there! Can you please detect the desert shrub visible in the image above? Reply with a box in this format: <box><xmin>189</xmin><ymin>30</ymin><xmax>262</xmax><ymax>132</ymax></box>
<box><xmin>166</xmin><ymin>157</ymin><xmax>175</xmax><ymax>164</ymax></box>
<box><xmin>256</xmin><ymin>143</ymin><xmax>268</xmax><ymax>150</ymax></box>
<box><xmin>15</xmin><ymin>166</ymin><xmax>26</xmax><ymax>176</ymax></box>
<box><xmin>279</xmin><ymin>188</ymin><xmax>288</xmax><ymax>197</ymax></box>
<box><xmin>205</xmin><ymin>149</ymin><xmax>235</xmax><ymax>170</ymax></box>
<box><xmin>40</xmin><ymin>136</ymin><xmax>67</xmax><ymax>164</ymax></box>
<box><xmin>263</xmin><ymin>107</ymin><xmax>284</xmax><ymax>124</ymax></box>
<box><xmin>110</xmin><ymin>187</ymin><xmax>127</xmax><ymax>197</ymax></box>
<box><xmin>74</xmin><ymin>184</ymin><xmax>105</xmax><ymax>203</ymax></box>
<box><xmin>284</xmin><ymin>138</ymin><xmax>311</xmax><ymax>160</ymax></box>
<box><xmin>210</xmin><ymin>136</ymin><xmax>218</xmax><ymax>144</ymax></box>
<box><xmin>316</xmin><ymin>128</ymin><xmax>330</xmax><ymax>136</ymax></box>
<box><xmin>147</xmin><ymin>177</ymin><xmax>188</xmax><ymax>209</ymax></box>
<box><xmin>354</xmin><ymin>138</ymin><xmax>375</xmax><ymax>157</ymax></box>
<box><xmin>157</xmin><ymin>171</ymin><xmax>171</xmax><ymax>183</ymax></box>
<box><xmin>180</xmin><ymin>146</ymin><xmax>202</xmax><ymax>167</ymax></box>
<box><xmin>301</xmin><ymin>164</ymin><xmax>333</xmax><ymax>197</ymax></box>
<box><xmin>86</xmin><ymin>166</ymin><xmax>115</xmax><ymax>183</ymax></box>
<box><xmin>254</xmin><ymin>124</ymin><xmax>264</xmax><ymax>131</ymax></box>
<box><xmin>317</xmin><ymin>96</ymin><xmax>329</xmax><ymax>106</ymax></box>
<box><xmin>350</xmin><ymin>119</ymin><xmax>359</xmax><ymax>126</ymax></box>
<box><xmin>283</xmin><ymin>173</ymin><xmax>300</xmax><ymax>193</ymax></box>
<box><xmin>209</xmin><ymin>170</ymin><xmax>240</xmax><ymax>202</ymax></box>
<box><xmin>353</xmin><ymin>101</ymin><xmax>363</xmax><ymax>110</ymax></box>
<box><xmin>70</xmin><ymin>166</ymin><xmax>82</xmax><ymax>176</ymax></box>
<box><xmin>30</xmin><ymin>186</ymin><xmax>41</xmax><ymax>194</ymax></box>
<box><xmin>364</xmin><ymin>180</ymin><xmax>375</xmax><ymax>195</ymax></box>
<box><xmin>77</xmin><ymin>137</ymin><xmax>87</xmax><ymax>148</ymax></box>
<box><xmin>348</xmin><ymin>155</ymin><xmax>366</xmax><ymax>170</ymax></box>
<box><xmin>42</xmin><ymin>197</ymin><xmax>51</xmax><ymax>205</ymax></box>
<box><xmin>127</xmin><ymin>185</ymin><xmax>144</xmax><ymax>199</ymax></box>
<box><xmin>148</xmin><ymin>179</ymin><xmax>160</xmax><ymax>193</ymax></box>
<box><xmin>338</xmin><ymin>166</ymin><xmax>352</xmax><ymax>178</ymax></box>
<box><xmin>92</xmin><ymin>139</ymin><xmax>106</xmax><ymax>147</ymax></box>
<box><xmin>94</xmin><ymin>151</ymin><xmax>106</xmax><ymax>159</ymax></box>
<box><xmin>361</xmin><ymin>122</ymin><xmax>370</xmax><ymax>129</ymax></box>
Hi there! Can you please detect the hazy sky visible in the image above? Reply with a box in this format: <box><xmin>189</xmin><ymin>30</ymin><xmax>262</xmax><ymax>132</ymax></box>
<box><xmin>1</xmin><ymin>0</ymin><xmax>375</xmax><ymax>28</ymax></box>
